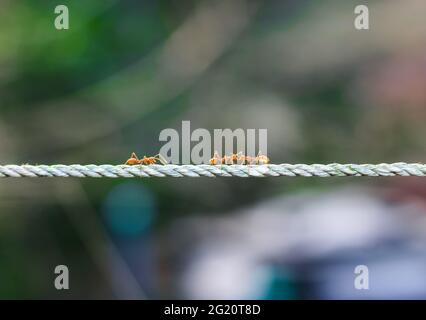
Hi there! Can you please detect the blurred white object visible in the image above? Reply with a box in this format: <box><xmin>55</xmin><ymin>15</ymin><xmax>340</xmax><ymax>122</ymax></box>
<box><xmin>172</xmin><ymin>187</ymin><xmax>425</xmax><ymax>299</ymax></box>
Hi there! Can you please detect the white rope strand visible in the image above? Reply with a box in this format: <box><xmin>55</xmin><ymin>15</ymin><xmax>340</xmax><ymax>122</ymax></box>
<box><xmin>0</xmin><ymin>163</ymin><xmax>425</xmax><ymax>178</ymax></box>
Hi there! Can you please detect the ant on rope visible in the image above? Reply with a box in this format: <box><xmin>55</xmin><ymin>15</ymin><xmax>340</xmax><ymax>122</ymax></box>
<box><xmin>209</xmin><ymin>151</ymin><xmax>270</xmax><ymax>165</ymax></box>
<box><xmin>124</xmin><ymin>152</ymin><xmax>167</xmax><ymax>165</ymax></box>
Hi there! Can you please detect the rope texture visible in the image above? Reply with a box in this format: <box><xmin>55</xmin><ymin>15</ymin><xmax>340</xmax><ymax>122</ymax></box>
<box><xmin>0</xmin><ymin>163</ymin><xmax>425</xmax><ymax>178</ymax></box>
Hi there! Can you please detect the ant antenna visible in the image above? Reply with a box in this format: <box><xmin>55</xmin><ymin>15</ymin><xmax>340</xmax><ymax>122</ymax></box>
<box><xmin>154</xmin><ymin>154</ymin><xmax>168</xmax><ymax>165</ymax></box>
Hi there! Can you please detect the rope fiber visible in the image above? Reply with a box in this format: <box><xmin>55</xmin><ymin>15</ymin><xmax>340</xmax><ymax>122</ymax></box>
<box><xmin>0</xmin><ymin>163</ymin><xmax>425</xmax><ymax>178</ymax></box>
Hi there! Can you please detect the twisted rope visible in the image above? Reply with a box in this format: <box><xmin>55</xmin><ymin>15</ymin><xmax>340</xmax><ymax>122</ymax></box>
<box><xmin>0</xmin><ymin>163</ymin><xmax>425</xmax><ymax>178</ymax></box>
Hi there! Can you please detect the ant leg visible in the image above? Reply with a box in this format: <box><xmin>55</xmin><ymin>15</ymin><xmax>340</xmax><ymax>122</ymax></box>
<box><xmin>220</xmin><ymin>160</ymin><xmax>225</xmax><ymax>176</ymax></box>
<box><xmin>236</xmin><ymin>151</ymin><xmax>243</xmax><ymax>165</ymax></box>
<box><xmin>247</xmin><ymin>157</ymin><xmax>255</xmax><ymax>175</ymax></box>
<box><xmin>218</xmin><ymin>152</ymin><xmax>225</xmax><ymax>176</ymax></box>
<box><xmin>154</xmin><ymin>154</ymin><xmax>168</xmax><ymax>165</ymax></box>
<box><xmin>213</xmin><ymin>151</ymin><xmax>221</xmax><ymax>163</ymax></box>
<box><xmin>223</xmin><ymin>155</ymin><xmax>229</xmax><ymax>165</ymax></box>
<box><xmin>255</xmin><ymin>151</ymin><xmax>261</xmax><ymax>164</ymax></box>
<box><xmin>213</xmin><ymin>151</ymin><xmax>221</xmax><ymax>162</ymax></box>
<box><xmin>159</xmin><ymin>154</ymin><xmax>168</xmax><ymax>165</ymax></box>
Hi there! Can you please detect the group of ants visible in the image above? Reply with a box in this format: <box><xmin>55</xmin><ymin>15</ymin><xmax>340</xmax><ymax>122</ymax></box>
<box><xmin>125</xmin><ymin>152</ymin><xmax>270</xmax><ymax>166</ymax></box>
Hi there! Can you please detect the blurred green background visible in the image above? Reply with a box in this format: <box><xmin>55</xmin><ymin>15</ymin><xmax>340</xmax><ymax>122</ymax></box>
<box><xmin>1</xmin><ymin>0</ymin><xmax>426</xmax><ymax>299</ymax></box>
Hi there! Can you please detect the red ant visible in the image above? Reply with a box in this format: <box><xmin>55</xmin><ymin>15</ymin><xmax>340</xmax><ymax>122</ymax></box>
<box><xmin>209</xmin><ymin>151</ymin><xmax>270</xmax><ymax>165</ymax></box>
<box><xmin>254</xmin><ymin>151</ymin><xmax>270</xmax><ymax>165</ymax></box>
<box><xmin>124</xmin><ymin>152</ymin><xmax>167</xmax><ymax>165</ymax></box>
<box><xmin>209</xmin><ymin>151</ymin><xmax>222</xmax><ymax>165</ymax></box>
<box><xmin>209</xmin><ymin>151</ymin><xmax>240</xmax><ymax>165</ymax></box>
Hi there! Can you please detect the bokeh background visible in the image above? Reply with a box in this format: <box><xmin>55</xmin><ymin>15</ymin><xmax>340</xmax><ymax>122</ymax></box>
<box><xmin>1</xmin><ymin>0</ymin><xmax>426</xmax><ymax>299</ymax></box>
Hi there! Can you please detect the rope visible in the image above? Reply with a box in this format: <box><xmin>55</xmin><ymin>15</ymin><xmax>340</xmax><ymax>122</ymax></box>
<box><xmin>0</xmin><ymin>163</ymin><xmax>425</xmax><ymax>178</ymax></box>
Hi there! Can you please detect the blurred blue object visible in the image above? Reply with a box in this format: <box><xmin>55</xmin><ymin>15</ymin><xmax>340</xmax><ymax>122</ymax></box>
<box><xmin>262</xmin><ymin>266</ymin><xmax>298</xmax><ymax>300</ymax></box>
<box><xmin>102</xmin><ymin>182</ymin><xmax>156</xmax><ymax>237</ymax></box>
